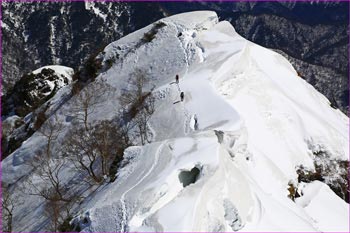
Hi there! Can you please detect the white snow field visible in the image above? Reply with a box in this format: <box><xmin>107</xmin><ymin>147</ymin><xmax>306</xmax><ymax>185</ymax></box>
<box><xmin>2</xmin><ymin>11</ymin><xmax>349</xmax><ymax>232</ymax></box>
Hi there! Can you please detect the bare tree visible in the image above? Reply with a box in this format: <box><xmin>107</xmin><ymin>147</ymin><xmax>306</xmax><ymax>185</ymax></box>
<box><xmin>24</xmin><ymin>115</ymin><xmax>79</xmax><ymax>232</ymax></box>
<box><xmin>119</xmin><ymin>70</ymin><xmax>154</xmax><ymax>119</ymax></box>
<box><xmin>119</xmin><ymin>70</ymin><xmax>155</xmax><ymax>145</ymax></box>
<box><xmin>44</xmin><ymin>199</ymin><xmax>62</xmax><ymax>232</ymax></box>
<box><xmin>25</xmin><ymin>114</ymin><xmax>71</xmax><ymax>202</ymax></box>
<box><xmin>135</xmin><ymin>96</ymin><xmax>155</xmax><ymax>145</ymax></box>
<box><xmin>43</xmin><ymin>198</ymin><xmax>74</xmax><ymax>232</ymax></box>
<box><xmin>72</xmin><ymin>79</ymin><xmax>110</xmax><ymax>131</ymax></box>
<box><xmin>1</xmin><ymin>186</ymin><xmax>15</xmax><ymax>232</ymax></box>
<box><xmin>64</xmin><ymin>125</ymin><xmax>102</xmax><ymax>183</ymax></box>
<box><xmin>26</xmin><ymin>155</ymin><xmax>73</xmax><ymax>203</ymax></box>
<box><xmin>64</xmin><ymin>120</ymin><xmax>127</xmax><ymax>183</ymax></box>
<box><xmin>37</xmin><ymin>114</ymin><xmax>63</xmax><ymax>159</ymax></box>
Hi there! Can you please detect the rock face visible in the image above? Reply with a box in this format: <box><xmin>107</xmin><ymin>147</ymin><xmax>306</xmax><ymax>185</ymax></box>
<box><xmin>2</xmin><ymin>65</ymin><xmax>73</xmax><ymax>117</ymax></box>
<box><xmin>1</xmin><ymin>65</ymin><xmax>73</xmax><ymax>160</ymax></box>
<box><xmin>2</xmin><ymin>2</ymin><xmax>349</xmax><ymax>113</ymax></box>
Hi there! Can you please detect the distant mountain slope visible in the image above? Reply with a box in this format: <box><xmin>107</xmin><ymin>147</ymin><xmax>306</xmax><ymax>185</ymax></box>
<box><xmin>1</xmin><ymin>1</ymin><xmax>166</xmax><ymax>95</ymax></box>
<box><xmin>2</xmin><ymin>1</ymin><xmax>348</xmax><ymax>113</ymax></box>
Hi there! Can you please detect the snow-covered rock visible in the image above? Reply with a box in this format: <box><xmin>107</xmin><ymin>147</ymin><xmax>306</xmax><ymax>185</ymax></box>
<box><xmin>32</xmin><ymin>65</ymin><xmax>73</xmax><ymax>78</ymax></box>
<box><xmin>1</xmin><ymin>65</ymin><xmax>74</xmax><ymax>159</ymax></box>
<box><xmin>2</xmin><ymin>65</ymin><xmax>73</xmax><ymax>118</ymax></box>
<box><xmin>2</xmin><ymin>11</ymin><xmax>348</xmax><ymax>232</ymax></box>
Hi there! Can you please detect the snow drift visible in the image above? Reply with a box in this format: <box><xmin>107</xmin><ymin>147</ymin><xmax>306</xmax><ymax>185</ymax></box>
<box><xmin>2</xmin><ymin>11</ymin><xmax>349</xmax><ymax>232</ymax></box>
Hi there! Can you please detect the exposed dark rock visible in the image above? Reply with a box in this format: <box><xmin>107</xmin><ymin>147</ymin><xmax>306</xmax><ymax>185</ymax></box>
<box><xmin>2</xmin><ymin>68</ymin><xmax>71</xmax><ymax>118</ymax></box>
<box><xmin>296</xmin><ymin>149</ymin><xmax>349</xmax><ymax>203</ymax></box>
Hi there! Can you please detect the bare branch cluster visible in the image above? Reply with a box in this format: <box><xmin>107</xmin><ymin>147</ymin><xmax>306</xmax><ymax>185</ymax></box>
<box><xmin>119</xmin><ymin>70</ymin><xmax>155</xmax><ymax>145</ymax></box>
<box><xmin>1</xmin><ymin>187</ymin><xmax>16</xmax><ymax>232</ymax></box>
<box><xmin>64</xmin><ymin>120</ymin><xmax>129</xmax><ymax>183</ymax></box>
<box><xmin>71</xmin><ymin>79</ymin><xmax>110</xmax><ymax>130</ymax></box>
<box><xmin>24</xmin><ymin>114</ymin><xmax>79</xmax><ymax>231</ymax></box>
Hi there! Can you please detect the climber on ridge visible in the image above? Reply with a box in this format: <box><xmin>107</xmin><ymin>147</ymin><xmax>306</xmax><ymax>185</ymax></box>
<box><xmin>175</xmin><ymin>74</ymin><xmax>179</xmax><ymax>84</ymax></box>
<box><xmin>194</xmin><ymin>114</ymin><xmax>198</xmax><ymax>130</ymax></box>
<box><xmin>180</xmin><ymin>92</ymin><xmax>184</xmax><ymax>102</ymax></box>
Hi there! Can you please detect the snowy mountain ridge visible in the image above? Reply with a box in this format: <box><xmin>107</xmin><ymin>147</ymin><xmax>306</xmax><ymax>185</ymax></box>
<box><xmin>2</xmin><ymin>11</ymin><xmax>349</xmax><ymax>232</ymax></box>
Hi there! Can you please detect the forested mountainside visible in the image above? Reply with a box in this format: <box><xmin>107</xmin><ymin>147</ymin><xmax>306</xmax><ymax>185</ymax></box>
<box><xmin>2</xmin><ymin>1</ymin><xmax>349</xmax><ymax>113</ymax></box>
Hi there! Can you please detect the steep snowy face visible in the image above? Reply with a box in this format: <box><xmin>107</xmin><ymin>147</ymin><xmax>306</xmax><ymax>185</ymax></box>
<box><xmin>2</xmin><ymin>11</ymin><xmax>348</xmax><ymax>232</ymax></box>
<box><xmin>72</xmin><ymin>11</ymin><xmax>349</xmax><ymax>232</ymax></box>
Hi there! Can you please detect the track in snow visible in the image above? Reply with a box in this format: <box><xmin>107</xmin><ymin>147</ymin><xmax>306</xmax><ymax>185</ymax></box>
<box><xmin>119</xmin><ymin>141</ymin><xmax>166</xmax><ymax>232</ymax></box>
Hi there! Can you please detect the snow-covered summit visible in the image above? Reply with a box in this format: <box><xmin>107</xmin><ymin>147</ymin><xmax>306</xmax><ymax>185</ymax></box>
<box><xmin>2</xmin><ymin>11</ymin><xmax>349</xmax><ymax>232</ymax></box>
<box><xmin>32</xmin><ymin>65</ymin><xmax>74</xmax><ymax>77</ymax></box>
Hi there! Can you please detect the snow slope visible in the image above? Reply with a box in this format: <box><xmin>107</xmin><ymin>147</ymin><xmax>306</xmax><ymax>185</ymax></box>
<box><xmin>2</xmin><ymin>11</ymin><xmax>349</xmax><ymax>232</ymax></box>
<box><xmin>75</xmin><ymin>11</ymin><xmax>349</xmax><ymax>232</ymax></box>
